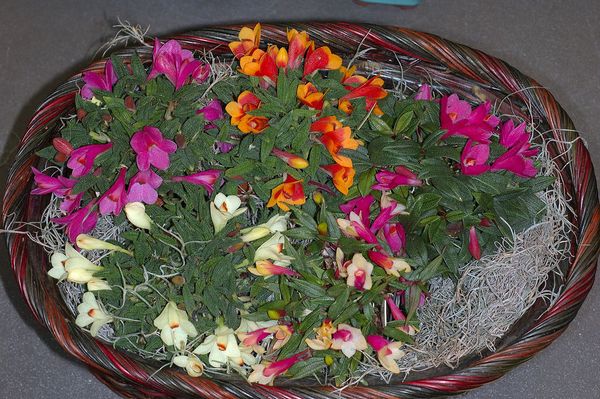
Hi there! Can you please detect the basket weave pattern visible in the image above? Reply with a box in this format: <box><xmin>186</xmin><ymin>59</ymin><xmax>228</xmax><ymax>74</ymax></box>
<box><xmin>2</xmin><ymin>23</ymin><xmax>599</xmax><ymax>398</ymax></box>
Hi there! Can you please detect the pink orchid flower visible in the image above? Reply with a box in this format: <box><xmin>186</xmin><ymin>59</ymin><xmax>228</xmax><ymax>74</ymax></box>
<box><xmin>440</xmin><ymin>94</ymin><xmax>499</xmax><ymax>143</ymax></box>
<box><xmin>197</xmin><ymin>99</ymin><xmax>224</xmax><ymax>122</ymax></box>
<box><xmin>148</xmin><ymin>39</ymin><xmax>210</xmax><ymax>90</ymax></box>
<box><xmin>60</xmin><ymin>191</ymin><xmax>84</xmax><ymax>214</ymax></box>
<box><xmin>368</xmin><ymin>250</ymin><xmax>411</xmax><ymax>277</ymax></box>
<box><xmin>468</xmin><ymin>226</ymin><xmax>482</xmax><ymax>260</ymax></box>
<box><xmin>337</xmin><ymin>211</ymin><xmax>378</xmax><ymax>244</ymax></box>
<box><xmin>31</xmin><ymin>167</ymin><xmax>76</xmax><ymax>196</ymax></box>
<box><xmin>346</xmin><ymin>253</ymin><xmax>373</xmax><ymax>291</ymax></box>
<box><xmin>52</xmin><ymin>201</ymin><xmax>99</xmax><ymax>243</ymax></box>
<box><xmin>491</xmin><ymin>138</ymin><xmax>538</xmax><ymax>178</ymax></box>
<box><xmin>239</xmin><ymin>327</ymin><xmax>273</xmax><ymax>348</ymax></box>
<box><xmin>130</xmin><ymin>126</ymin><xmax>177</xmax><ymax>171</ymax></box>
<box><xmin>372</xmin><ymin>165</ymin><xmax>422</xmax><ymax>191</ymax></box>
<box><xmin>247</xmin><ymin>352</ymin><xmax>308</xmax><ymax>385</ymax></box>
<box><xmin>460</xmin><ymin>140</ymin><xmax>490</xmax><ymax>176</ymax></box>
<box><xmin>371</xmin><ymin>193</ymin><xmax>405</xmax><ymax>232</ymax></box>
<box><xmin>81</xmin><ymin>60</ymin><xmax>118</xmax><ymax>100</ymax></box>
<box><xmin>381</xmin><ymin>222</ymin><xmax>406</xmax><ymax>255</ymax></box>
<box><xmin>171</xmin><ymin>169</ymin><xmax>222</xmax><ymax>194</ymax></box>
<box><xmin>339</xmin><ymin>195</ymin><xmax>374</xmax><ymax>226</ymax></box>
<box><xmin>366</xmin><ymin>335</ymin><xmax>405</xmax><ymax>374</ymax></box>
<box><xmin>66</xmin><ymin>143</ymin><xmax>112</xmax><ymax>178</ymax></box>
<box><xmin>127</xmin><ymin>169</ymin><xmax>163</xmax><ymax>204</ymax></box>
<box><xmin>499</xmin><ymin>120</ymin><xmax>528</xmax><ymax>148</ymax></box>
<box><xmin>330</xmin><ymin>324</ymin><xmax>368</xmax><ymax>358</ymax></box>
<box><xmin>414</xmin><ymin>83</ymin><xmax>432</xmax><ymax>100</ymax></box>
<box><xmin>98</xmin><ymin>167</ymin><xmax>128</xmax><ymax>216</ymax></box>
<box><xmin>385</xmin><ymin>296</ymin><xmax>418</xmax><ymax>335</ymax></box>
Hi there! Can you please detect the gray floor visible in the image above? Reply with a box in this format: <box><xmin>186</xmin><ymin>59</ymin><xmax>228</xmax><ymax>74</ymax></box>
<box><xmin>1</xmin><ymin>1</ymin><xmax>599</xmax><ymax>398</ymax></box>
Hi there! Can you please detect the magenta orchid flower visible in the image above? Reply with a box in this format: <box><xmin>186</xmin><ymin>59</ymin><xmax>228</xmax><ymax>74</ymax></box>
<box><xmin>98</xmin><ymin>167</ymin><xmax>128</xmax><ymax>216</ymax></box>
<box><xmin>66</xmin><ymin>143</ymin><xmax>113</xmax><ymax>178</ymax></box>
<box><xmin>371</xmin><ymin>194</ymin><xmax>405</xmax><ymax>232</ymax></box>
<box><xmin>440</xmin><ymin>94</ymin><xmax>499</xmax><ymax>143</ymax></box>
<box><xmin>171</xmin><ymin>169</ymin><xmax>222</xmax><ymax>194</ymax></box>
<box><xmin>414</xmin><ymin>84</ymin><xmax>432</xmax><ymax>100</ymax></box>
<box><xmin>130</xmin><ymin>126</ymin><xmax>177</xmax><ymax>171</ymax></box>
<box><xmin>52</xmin><ymin>201</ymin><xmax>99</xmax><ymax>243</ymax></box>
<box><xmin>81</xmin><ymin>60</ymin><xmax>118</xmax><ymax>100</ymax></box>
<box><xmin>31</xmin><ymin>167</ymin><xmax>76</xmax><ymax>196</ymax></box>
<box><xmin>468</xmin><ymin>226</ymin><xmax>482</xmax><ymax>260</ymax></box>
<box><xmin>60</xmin><ymin>191</ymin><xmax>84</xmax><ymax>214</ymax></box>
<box><xmin>127</xmin><ymin>169</ymin><xmax>163</xmax><ymax>204</ymax></box>
<box><xmin>339</xmin><ymin>195</ymin><xmax>374</xmax><ymax>226</ymax></box>
<box><xmin>197</xmin><ymin>99</ymin><xmax>224</xmax><ymax>122</ymax></box>
<box><xmin>337</xmin><ymin>211</ymin><xmax>378</xmax><ymax>244</ymax></box>
<box><xmin>372</xmin><ymin>165</ymin><xmax>422</xmax><ymax>191</ymax></box>
<box><xmin>248</xmin><ymin>352</ymin><xmax>307</xmax><ymax>385</ymax></box>
<box><xmin>381</xmin><ymin>222</ymin><xmax>406</xmax><ymax>255</ymax></box>
<box><xmin>460</xmin><ymin>140</ymin><xmax>490</xmax><ymax>176</ymax></box>
<box><xmin>499</xmin><ymin>120</ymin><xmax>529</xmax><ymax>148</ymax></box>
<box><xmin>490</xmin><ymin>140</ymin><xmax>538</xmax><ymax>178</ymax></box>
<box><xmin>148</xmin><ymin>39</ymin><xmax>210</xmax><ymax>90</ymax></box>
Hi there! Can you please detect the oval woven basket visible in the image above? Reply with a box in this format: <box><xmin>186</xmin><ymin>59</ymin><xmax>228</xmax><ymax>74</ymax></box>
<box><xmin>3</xmin><ymin>23</ymin><xmax>599</xmax><ymax>399</ymax></box>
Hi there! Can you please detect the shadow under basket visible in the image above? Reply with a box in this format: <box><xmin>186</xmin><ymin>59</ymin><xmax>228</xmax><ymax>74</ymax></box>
<box><xmin>3</xmin><ymin>23</ymin><xmax>599</xmax><ymax>399</ymax></box>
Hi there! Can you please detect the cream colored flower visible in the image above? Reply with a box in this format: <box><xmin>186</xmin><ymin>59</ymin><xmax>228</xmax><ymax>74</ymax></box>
<box><xmin>210</xmin><ymin>193</ymin><xmax>247</xmax><ymax>233</ymax></box>
<box><xmin>240</xmin><ymin>214</ymin><xmax>289</xmax><ymax>242</ymax></box>
<box><xmin>173</xmin><ymin>354</ymin><xmax>204</xmax><ymax>377</ymax></box>
<box><xmin>376</xmin><ymin>341</ymin><xmax>405</xmax><ymax>374</ymax></box>
<box><xmin>346</xmin><ymin>253</ymin><xmax>373</xmax><ymax>291</ymax></box>
<box><xmin>330</xmin><ymin>324</ymin><xmax>367</xmax><ymax>358</ymax></box>
<box><xmin>75</xmin><ymin>292</ymin><xmax>112</xmax><ymax>337</ymax></box>
<box><xmin>48</xmin><ymin>243</ymin><xmax>103</xmax><ymax>284</ymax></box>
<box><xmin>87</xmin><ymin>278</ymin><xmax>111</xmax><ymax>291</ymax></box>
<box><xmin>124</xmin><ymin>202</ymin><xmax>153</xmax><ymax>229</ymax></box>
<box><xmin>153</xmin><ymin>301</ymin><xmax>198</xmax><ymax>350</ymax></box>
<box><xmin>76</xmin><ymin>234</ymin><xmax>131</xmax><ymax>255</ymax></box>
<box><xmin>254</xmin><ymin>232</ymin><xmax>294</xmax><ymax>266</ymax></box>
<box><xmin>193</xmin><ymin>325</ymin><xmax>242</xmax><ymax>368</ymax></box>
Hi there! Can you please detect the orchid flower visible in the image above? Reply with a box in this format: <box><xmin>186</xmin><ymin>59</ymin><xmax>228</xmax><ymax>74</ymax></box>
<box><xmin>370</xmin><ymin>193</ymin><xmax>406</xmax><ymax>232</ymax></box>
<box><xmin>197</xmin><ymin>99</ymin><xmax>224</xmax><ymax>128</ymax></box>
<box><xmin>240</xmin><ymin>213</ymin><xmax>289</xmax><ymax>242</ymax></box>
<box><xmin>498</xmin><ymin>120</ymin><xmax>529</xmax><ymax>148</ymax></box>
<box><xmin>286</xmin><ymin>29</ymin><xmax>312</xmax><ymax>69</ymax></box>
<box><xmin>315</xmin><ymin>124</ymin><xmax>361</xmax><ymax>168</ymax></box>
<box><xmin>130</xmin><ymin>126</ymin><xmax>177</xmax><ymax>171</ymax></box>
<box><xmin>321</xmin><ymin>164</ymin><xmax>355</xmax><ymax>195</ymax></box>
<box><xmin>52</xmin><ymin>200</ymin><xmax>99</xmax><ymax>243</ymax></box>
<box><xmin>266</xmin><ymin>174</ymin><xmax>306</xmax><ymax>212</ymax></box>
<box><xmin>60</xmin><ymin>191</ymin><xmax>84</xmax><ymax>214</ymax></box>
<box><xmin>148</xmin><ymin>39</ymin><xmax>209</xmax><ymax>89</ymax></box>
<box><xmin>215</xmin><ymin>141</ymin><xmax>236</xmax><ymax>154</ymax></box>
<box><xmin>297</xmin><ymin>82</ymin><xmax>324</xmax><ymax>110</ymax></box>
<box><xmin>414</xmin><ymin>83</ymin><xmax>432</xmax><ymax>100</ymax></box>
<box><xmin>468</xmin><ymin>226</ymin><xmax>482</xmax><ymax>260</ymax></box>
<box><xmin>48</xmin><ymin>242</ymin><xmax>103</xmax><ymax>286</ymax></box>
<box><xmin>372</xmin><ymin>165</ymin><xmax>422</xmax><ymax>191</ymax></box>
<box><xmin>368</xmin><ymin>250</ymin><xmax>411</xmax><ymax>277</ymax></box>
<box><xmin>127</xmin><ymin>169</ymin><xmax>163</xmax><ymax>205</ymax></box>
<box><xmin>239</xmin><ymin>47</ymin><xmax>279</xmax><ymax>87</ymax></box>
<box><xmin>305</xmin><ymin>319</ymin><xmax>336</xmax><ymax>351</ymax></box>
<box><xmin>228</xmin><ymin>23</ymin><xmax>261</xmax><ymax>59</ymax></box>
<box><xmin>271</xmin><ymin>148</ymin><xmax>309</xmax><ymax>169</ymax></box>
<box><xmin>335</xmin><ymin>247</ymin><xmax>351</xmax><ymax>278</ymax></box>
<box><xmin>310</xmin><ymin>115</ymin><xmax>343</xmax><ymax>133</ymax></box>
<box><xmin>253</xmin><ymin>232</ymin><xmax>294</xmax><ymax>266</ymax></box>
<box><xmin>225</xmin><ymin>90</ymin><xmax>269</xmax><ymax>134</ymax></box>
<box><xmin>98</xmin><ymin>167</ymin><xmax>128</xmax><ymax>216</ymax></box>
<box><xmin>193</xmin><ymin>325</ymin><xmax>242</xmax><ymax>368</ymax></box>
<box><xmin>124</xmin><ymin>202</ymin><xmax>153</xmax><ymax>229</ymax></box>
<box><xmin>66</xmin><ymin>143</ymin><xmax>112</xmax><ymax>177</ymax></box>
<box><xmin>75</xmin><ymin>292</ymin><xmax>113</xmax><ymax>337</ymax></box>
<box><xmin>76</xmin><ymin>234</ymin><xmax>131</xmax><ymax>255</ymax></box>
<box><xmin>339</xmin><ymin>76</ymin><xmax>387</xmax><ymax>116</ymax></box>
<box><xmin>237</xmin><ymin>327</ymin><xmax>273</xmax><ymax>354</ymax></box>
<box><xmin>337</xmin><ymin>211</ymin><xmax>377</xmax><ymax>244</ymax></box>
<box><xmin>171</xmin><ymin>169</ymin><xmax>222</xmax><ymax>194</ymax></box>
<box><xmin>247</xmin><ymin>352</ymin><xmax>306</xmax><ymax>385</ymax></box>
<box><xmin>210</xmin><ymin>193</ymin><xmax>247</xmax><ymax>233</ymax></box>
<box><xmin>340</xmin><ymin>195</ymin><xmax>374</xmax><ymax>226</ymax></box>
<box><xmin>460</xmin><ymin>140</ymin><xmax>490</xmax><ymax>176</ymax></box>
<box><xmin>248</xmin><ymin>260</ymin><xmax>300</xmax><ymax>278</ymax></box>
<box><xmin>385</xmin><ymin>296</ymin><xmax>418</xmax><ymax>336</ymax></box>
<box><xmin>153</xmin><ymin>301</ymin><xmax>198</xmax><ymax>350</ymax></box>
<box><xmin>330</xmin><ymin>323</ymin><xmax>368</xmax><ymax>358</ymax></box>
<box><xmin>173</xmin><ymin>354</ymin><xmax>204</xmax><ymax>377</ymax></box>
<box><xmin>382</xmin><ymin>222</ymin><xmax>406</xmax><ymax>255</ymax></box>
<box><xmin>303</xmin><ymin>46</ymin><xmax>342</xmax><ymax>76</ymax></box>
<box><xmin>346</xmin><ymin>253</ymin><xmax>373</xmax><ymax>291</ymax></box>
<box><xmin>87</xmin><ymin>278</ymin><xmax>111</xmax><ymax>291</ymax></box>
<box><xmin>366</xmin><ymin>335</ymin><xmax>405</xmax><ymax>374</ymax></box>
<box><xmin>81</xmin><ymin>60</ymin><xmax>118</xmax><ymax>100</ymax></box>
<box><xmin>31</xmin><ymin>167</ymin><xmax>76</xmax><ymax>196</ymax></box>
<box><xmin>440</xmin><ymin>94</ymin><xmax>499</xmax><ymax>143</ymax></box>
<box><xmin>490</xmin><ymin>139</ymin><xmax>538</xmax><ymax>178</ymax></box>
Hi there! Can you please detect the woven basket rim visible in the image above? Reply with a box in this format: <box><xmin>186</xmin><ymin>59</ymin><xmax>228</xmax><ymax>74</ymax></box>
<box><xmin>3</xmin><ymin>22</ymin><xmax>599</xmax><ymax>399</ymax></box>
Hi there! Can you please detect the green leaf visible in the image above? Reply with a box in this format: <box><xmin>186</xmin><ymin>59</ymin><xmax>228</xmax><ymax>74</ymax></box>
<box><xmin>287</xmin><ymin>279</ymin><xmax>330</xmax><ymax>299</ymax></box>
<box><xmin>289</xmin><ymin>358</ymin><xmax>326</xmax><ymax>379</ymax></box>
<box><xmin>288</xmin><ymin>205</ymin><xmax>318</xmax><ymax>232</ymax></box>
<box><xmin>357</xmin><ymin>167</ymin><xmax>376</xmax><ymax>197</ymax></box>
<box><xmin>393</xmin><ymin>111</ymin><xmax>414</xmax><ymax>135</ymax></box>
<box><xmin>383</xmin><ymin>325</ymin><xmax>416</xmax><ymax>345</ymax></box>
<box><xmin>368</xmin><ymin>137</ymin><xmax>420</xmax><ymax>165</ymax></box>
<box><xmin>369</xmin><ymin>115</ymin><xmax>393</xmax><ymax>135</ymax></box>
<box><xmin>327</xmin><ymin>286</ymin><xmax>350</xmax><ymax>319</ymax></box>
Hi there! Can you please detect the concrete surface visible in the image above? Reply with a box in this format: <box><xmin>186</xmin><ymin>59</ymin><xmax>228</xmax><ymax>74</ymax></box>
<box><xmin>1</xmin><ymin>1</ymin><xmax>599</xmax><ymax>398</ymax></box>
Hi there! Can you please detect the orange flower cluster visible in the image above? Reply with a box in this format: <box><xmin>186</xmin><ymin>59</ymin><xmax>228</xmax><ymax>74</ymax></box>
<box><xmin>311</xmin><ymin>116</ymin><xmax>360</xmax><ymax>194</ymax></box>
<box><xmin>267</xmin><ymin>174</ymin><xmax>306</xmax><ymax>211</ymax></box>
<box><xmin>225</xmin><ymin>91</ymin><xmax>269</xmax><ymax>134</ymax></box>
<box><xmin>339</xmin><ymin>76</ymin><xmax>387</xmax><ymax>116</ymax></box>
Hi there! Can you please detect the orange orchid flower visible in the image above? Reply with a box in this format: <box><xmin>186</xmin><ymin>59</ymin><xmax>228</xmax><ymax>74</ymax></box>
<box><xmin>340</xmin><ymin>76</ymin><xmax>388</xmax><ymax>116</ymax></box>
<box><xmin>240</xmin><ymin>48</ymin><xmax>278</xmax><ymax>86</ymax></box>
<box><xmin>271</xmin><ymin>46</ymin><xmax>289</xmax><ymax>69</ymax></box>
<box><xmin>287</xmin><ymin>29</ymin><xmax>313</xmax><ymax>69</ymax></box>
<box><xmin>297</xmin><ymin>82</ymin><xmax>324</xmax><ymax>110</ymax></box>
<box><xmin>303</xmin><ymin>46</ymin><xmax>343</xmax><ymax>76</ymax></box>
<box><xmin>267</xmin><ymin>174</ymin><xmax>306</xmax><ymax>211</ymax></box>
<box><xmin>225</xmin><ymin>91</ymin><xmax>269</xmax><ymax>134</ymax></box>
<box><xmin>322</xmin><ymin>164</ymin><xmax>355</xmax><ymax>195</ymax></box>
<box><xmin>340</xmin><ymin>65</ymin><xmax>367</xmax><ymax>86</ymax></box>
<box><xmin>272</xmin><ymin>148</ymin><xmax>309</xmax><ymax>169</ymax></box>
<box><xmin>310</xmin><ymin>116</ymin><xmax>343</xmax><ymax>134</ymax></box>
<box><xmin>229</xmin><ymin>23</ymin><xmax>261</xmax><ymax>59</ymax></box>
<box><xmin>319</xmin><ymin>126</ymin><xmax>361</xmax><ymax>167</ymax></box>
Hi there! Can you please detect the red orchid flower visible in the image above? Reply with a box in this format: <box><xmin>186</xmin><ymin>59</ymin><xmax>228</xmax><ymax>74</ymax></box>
<box><xmin>99</xmin><ymin>167</ymin><xmax>128</xmax><ymax>216</ymax></box>
<box><xmin>66</xmin><ymin>143</ymin><xmax>113</xmax><ymax>178</ymax></box>
<box><xmin>81</xmin><ymin>60</ymin><xmax>118</xmax><ymax>100</ymax></box>
<box><xmin>266</xmin><ymin>174</ymin><xmax>306</xmax><ymax>211</ymax></box>
<box><xmin>130</xmin><ymin>126</ymin><xmax>177</xmax><ymax>171</ymax></box>
<box><xmin>339</xmin><ymin>76</ymin><xmax>388</xmax><ymax>116</ymax></box>
<box><xmin>172</xmin><ymin>169</ymin><xmax>222</xmax><ymax>194</ymax></box>
<box><xmin>286</xmin><ymin>29</ymin><xmax>312</xmax><ymax>69</ymax></box>
<box><xmin>303</xmin><ymin>46</ymin><xmax>342</xmax><ymax>76</ymax></box>
<box><xmin>460</xmin><ymin>140</ymin><xmax>490</xmax><ymax>176</ymax></box>
<box><xmin>239</xmin><ymin>48</ymin><xmax>278</xmax><ymax>87</ymax></box>
<box><xmin>225</xmin><ymin>91</ymin><xmax>269</xmax><ymax>134</ymax></box>
<box><xmin>296</xmin><ymin>82</ymin><xmax>324</xmax><ymax>110</ymax></box>
<box><xmin>440</xmin><ymin>94</ymin><xmax>499</xmax><ymax>143</ymax></box>
<box><xmin>148</xmin><ymin>39</ymin><xmax>209</xmax><ymax>90</ymax></box>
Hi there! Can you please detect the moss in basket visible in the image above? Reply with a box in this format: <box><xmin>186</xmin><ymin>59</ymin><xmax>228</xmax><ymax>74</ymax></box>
<box><xmin>32</xmin><ymin>23</ymin><xmax>553</xmax><ymax>386</ymax></box>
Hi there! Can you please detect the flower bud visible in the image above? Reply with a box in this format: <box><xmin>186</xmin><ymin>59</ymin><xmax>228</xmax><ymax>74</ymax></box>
<box><xmin>240</xmin><ymin>226</ymin><xmax>271</xmax><ymax>243</ymax></box>
<box><xmin>76</xmin><ymin>108</ymin><xmax>87</xmax><ymax>121</ymax></box>
<box><xmin>313</xmin><ymin>191</ymin><xmax>324</xmax><ymax>205</ymax></box>
<box><xmin>267</xmin><ymin>309</ymin><xmax>286</xmax><ymax>320</ymax></box>
<box><xmin>317</xmin><ymin>222</ymin><xmax>328</xmax><ymax>236</ymax></box>
<box><xmin>324</xmin><ymin>355</ymin><xmax>334</xmax><ymax>366</ymax></box>
<box><xmin>171</xmin><ymin>275</ymin><xmax>186</xmax><ymax>286</ymax></box>
<box><xmin>124</xmin><ymin>95</ymin><xmax>136</xmax><ymax>112</ymax></box>
<box><xmin>124</xmin><ymin>202</ymin><xmax>153</xmax><ymax>229</ymax></box>
<box><xmin>76</xmin><ymin>234</ymin><xmax>132</xmax><ymax>255</ymax></box>
<box><xmin>52</xmin><ymin>137</ymin><xmax>74</xmax><ymax>156</ymax></box>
